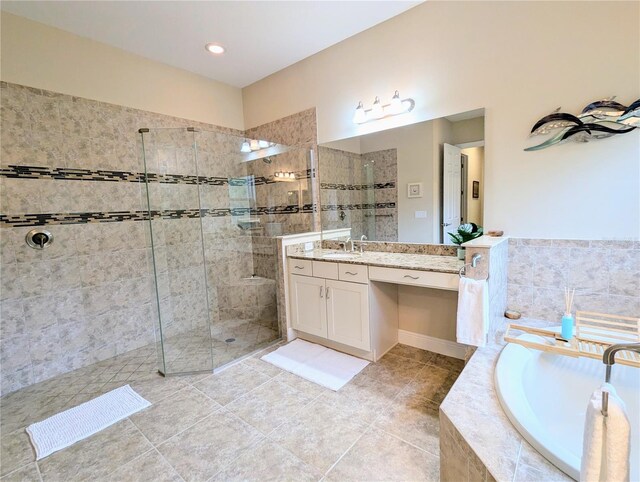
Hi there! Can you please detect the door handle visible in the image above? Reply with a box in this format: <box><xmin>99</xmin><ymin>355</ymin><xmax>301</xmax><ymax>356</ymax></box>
<box><xmin>320</xmin><ymin>286</ymin><xmax>323</xmax><ymax>298</ymax></box>
<box><xmin>404</xmin><ymin>274</ymin><xmax>419</xmax><ymax>280</ymax></box>
<box><xmin>441</xmin><ymin>223</ymin><xmax>451</xmax><ymax>227</ymax></box>
<box><xmin>326</xmin><ymin>287</ymin><xmax>330</xmax><ymax>299</ymax></box>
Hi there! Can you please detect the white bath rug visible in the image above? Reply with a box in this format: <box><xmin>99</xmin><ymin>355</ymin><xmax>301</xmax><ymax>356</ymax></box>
<box><xmin>261</xmin><ymin>339</ymin><xmax>369</xmax><ymax>391</ymax></box>
<box><xmin>26</xmin><ymin>384</ymin><xmax>151</xmax><ymax>460</ymax></box>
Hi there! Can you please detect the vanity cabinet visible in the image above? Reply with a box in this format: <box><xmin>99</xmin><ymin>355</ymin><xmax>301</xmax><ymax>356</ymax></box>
<box><xmin>289</xmin><ymin>274</ymin><xmax>326</xmax><ymax>337</ymax></box>
<box><xmin>290</xmin><ymin>274</ymin><xmax>371</xmax><ymax>351</ymax></box>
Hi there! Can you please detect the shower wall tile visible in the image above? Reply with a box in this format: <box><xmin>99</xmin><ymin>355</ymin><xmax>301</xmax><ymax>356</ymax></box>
<box><xmin>507</xmin><ymin>238</ymin><xmax>639</xmax><ymax>322</ymax></box>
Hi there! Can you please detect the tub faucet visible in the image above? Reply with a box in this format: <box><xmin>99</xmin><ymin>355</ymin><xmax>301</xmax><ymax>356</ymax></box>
<box><xmin>601</xmin><ymin>342</ymin><xmax>640</xmax><ymax>416</ymax></box>
<box><xmin>603</xmin><ymin>342</ymin><xmax>640</xmax><ymax>381</ymax></box>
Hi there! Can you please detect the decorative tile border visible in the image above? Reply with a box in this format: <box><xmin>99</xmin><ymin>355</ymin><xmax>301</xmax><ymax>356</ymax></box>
<box><xmin>0</xmin><ymin>204</ymin><xmax>315</xmax><ymax>227</ymax></box>
<box><xmin>320</xmin><ymin>181</ymin><xmax>395</xmax><ymax>190</ymax></box>
<box><xmin>321</xmin><ymin>202</ymin><xmax>396</xmax><ymax>211</ymax></box>
<box><xmin>0</xmin><ymin>165</ymin><xmax>311</xmax><ymax>186</ymax></box>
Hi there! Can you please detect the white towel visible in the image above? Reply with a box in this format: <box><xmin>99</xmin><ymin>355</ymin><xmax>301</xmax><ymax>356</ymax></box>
<box><xmin>455</xmin><ymin>277</ymin><xmax>489</xmax><ymax>347</ymax></box>
<box><xmin>580</xmin><ymin>383</ymin><xmax>630</xmax><ymax>482</ymax></box>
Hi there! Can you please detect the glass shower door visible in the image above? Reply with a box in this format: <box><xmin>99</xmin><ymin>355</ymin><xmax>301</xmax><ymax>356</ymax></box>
<box><xmin>140</xmin><ymin>128</ymin><xmax>214</xmax><ymax>375</ymax></box>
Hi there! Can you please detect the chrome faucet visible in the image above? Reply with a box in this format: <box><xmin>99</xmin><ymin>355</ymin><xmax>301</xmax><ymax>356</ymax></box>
<box><xmin>359</xmin><ymin>235</ymin><xmax>367</xmax><ymax>253</ymax></box>
<box><xmin>601</xmin><ymin>342</ymin><xmax>640</xmax><ymax>416</ymax></box>
<box><xmin>603</xmin><ymin>342</ymin><xmax>640</xmax><ymax>380</ymax></box>
<box><xmin>344</xmin><ymin>237</ymin><xmax>353</xmax><ymax>252</ymax></box>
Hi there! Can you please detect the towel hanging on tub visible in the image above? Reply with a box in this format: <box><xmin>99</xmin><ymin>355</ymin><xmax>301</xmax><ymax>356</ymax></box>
<box><xmin>456</xmin><ymin>277</ymin><xmax>489</xmax><ymax>347</ymax></box>
<box><xmin>580</xmin><ymin>383</ymin><xmax>630</xmax><ymax>482</ymax></box>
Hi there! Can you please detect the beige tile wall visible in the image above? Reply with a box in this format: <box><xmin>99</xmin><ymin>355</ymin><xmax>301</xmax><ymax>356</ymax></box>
<box><xmin>507</xmin><ymin>238</ymin><xmax>639</xmax><ymax>321</ymax></box>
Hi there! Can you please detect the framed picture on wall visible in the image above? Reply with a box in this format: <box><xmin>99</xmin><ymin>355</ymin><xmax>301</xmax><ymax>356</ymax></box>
<box><xmin>407</xmin><ymin>182</ymin><xmax>423</xmax><ymax>198</ymax></box>
<box><xmin>473</xmin><ymin>181</ymin><xmax>480</xmax><ymax>199</ymax></box>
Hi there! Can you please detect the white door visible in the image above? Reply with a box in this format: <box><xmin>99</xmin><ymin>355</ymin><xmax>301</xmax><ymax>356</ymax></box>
<box><xmin>290</xmin><ymin>274</ymin><xmax>327</xmax><ymax>338</ymax></box>
<box><xmin>442</xmin><ymin>143</ymin><xmax>462</xmax><ymax>244</ymax></box>
<box><xmin>325</xmin><ymin>279</ymin><xmax>370</xmax><ymax>351</ymax></box>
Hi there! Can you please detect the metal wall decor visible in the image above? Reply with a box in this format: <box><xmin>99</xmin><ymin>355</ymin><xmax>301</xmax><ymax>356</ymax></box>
<box><xmin>525</xmin><ymin>97</ymin><xmax>640</xmax><ymax>151</ymax></box>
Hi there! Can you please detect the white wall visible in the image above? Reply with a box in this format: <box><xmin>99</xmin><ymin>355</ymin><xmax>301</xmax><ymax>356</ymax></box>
<box><xmin>360</xmin><ymin>121</ymin><xmax>437</xmax><ymax>242</ymax></box>
<box><xmin>243</xmin><ymin>1</ymin><xmax>640</xmax><ymax>239</ymax></box>
<box><xmin>463</xmin><ymin>147</ymin><xmax>484</xmax><ymax>226</ymax></box>
<box><xmin>1</xmin><ymin>12</ymin><xmax>245</xmax><ymax>130</ymax></box>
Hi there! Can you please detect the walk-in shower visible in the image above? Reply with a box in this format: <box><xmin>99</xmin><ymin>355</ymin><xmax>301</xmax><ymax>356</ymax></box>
<box><xmin>139</xmin><ymin>127</ymin><xmax>312</xmax><ymax>375</ymax></box>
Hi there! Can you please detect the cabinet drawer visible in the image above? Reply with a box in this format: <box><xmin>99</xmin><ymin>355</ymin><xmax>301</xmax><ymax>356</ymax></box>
<box><xmin>368</xmin><ymin>266</ymin><xmax>458</xmax><ymax>291</ymax></box>
<box><xmin>289</xmin><ymin>259</ymin><xmax>312</xmax><ymax>276</ymax></box>
<box><xmin>312</xmin><ymin>261</ymin><xmax>339</xmax><ymax>280</ymax></box>
<box><xmin>338</xmin><ymin>263</ymin><xmax>368</xmax><ymax>284</ymax></box>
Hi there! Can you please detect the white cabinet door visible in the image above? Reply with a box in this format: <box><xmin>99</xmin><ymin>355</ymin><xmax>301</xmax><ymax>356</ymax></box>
<box><xmin>325</xmin><ymin>279</ymin><xmax>370</xmax><ymax>351</ymax></box>
<box><xmin>290</xmin><ymin>274</ymin><xmax>327</xmax><ymax>338</ymax></box>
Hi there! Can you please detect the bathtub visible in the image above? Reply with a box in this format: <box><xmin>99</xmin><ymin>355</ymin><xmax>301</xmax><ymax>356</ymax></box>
<box><xmin>495</xmin><ymin>334</ymin><xmax>639</xmax><ymax>481</ymax></box>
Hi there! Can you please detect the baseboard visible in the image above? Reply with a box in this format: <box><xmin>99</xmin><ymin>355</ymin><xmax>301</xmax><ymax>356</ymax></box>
<box><xmin>397</xmin><ymin>330</ymin><xmax>467</xmax><ymax>360</ymax></box>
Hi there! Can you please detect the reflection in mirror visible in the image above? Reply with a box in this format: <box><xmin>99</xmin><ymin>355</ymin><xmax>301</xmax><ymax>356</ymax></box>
<box><xmin>318</xmin><ymin>109</ymin><xmax>484</xmax><ymax>244</ymax></box>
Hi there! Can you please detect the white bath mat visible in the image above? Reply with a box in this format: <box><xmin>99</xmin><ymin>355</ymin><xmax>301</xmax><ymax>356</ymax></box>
<box><xmin>26</xmin><ymin>384</ymin><xmax>151</xmax><ymax>460</ymax></box>
<box><xmin>261</xmin><ymin>339</ymin><xmax>369</xmax><ymax>391</ymax></box>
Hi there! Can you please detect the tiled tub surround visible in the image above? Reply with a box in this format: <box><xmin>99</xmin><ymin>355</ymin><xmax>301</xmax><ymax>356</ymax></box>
<box><xmin>0</xmin><ymin>341</ymin><xmax>464</xmax><ymax>482</ymax></box>
<box><xmin>318</xmin><ymin>146</ymin><xmax>398</xmax><ymax>241</ymax></box>
<box><xmin>440</xmin><ymin>318</ymin><xmax>571</xmax><ymax>482</ymax></box>
<box><xmin>0</xmin><ymin>82</ymin><xmax>318</xmax><ymax>394</ymax></box>
<box><xmin>507</xmin><ymin>238</ymin><xmax>640</xmax><ymax>320</ymax></box>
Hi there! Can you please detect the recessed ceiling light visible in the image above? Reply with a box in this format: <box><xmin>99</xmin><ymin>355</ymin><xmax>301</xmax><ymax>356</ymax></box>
<box><xmin>205</xmin><ymin>43</ymin><xmax>225</xmax><ymax>55</ymax></box>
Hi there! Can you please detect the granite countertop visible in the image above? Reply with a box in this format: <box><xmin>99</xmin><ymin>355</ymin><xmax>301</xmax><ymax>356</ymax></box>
<box><xmin>440</xmin><ymin>318</ymin><xmax>571</xmax><ymax>482</ymax></box>
<box><xmin>288</xmin><ymin>249</ymin><xmax>464</xmax><ymax>274</ymax></box>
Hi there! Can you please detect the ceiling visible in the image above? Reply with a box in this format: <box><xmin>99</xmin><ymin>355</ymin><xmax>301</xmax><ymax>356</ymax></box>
<box><xmin>1</xmin><ymin>1</ymin><xmax>421</xmax><ymax>88</ymax></box>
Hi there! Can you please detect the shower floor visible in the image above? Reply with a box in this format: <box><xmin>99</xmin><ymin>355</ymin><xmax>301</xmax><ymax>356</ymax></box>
<box><xmin>162</xmin><ymin>317</ymin><xmax>281</xmax><ymax>373</ymax></box>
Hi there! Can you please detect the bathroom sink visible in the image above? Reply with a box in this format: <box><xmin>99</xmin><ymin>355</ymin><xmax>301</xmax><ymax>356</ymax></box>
<box><xmin>321</xmin><ymin>252</ymin><xmax>362</xmax><ymax>260</ymax></box>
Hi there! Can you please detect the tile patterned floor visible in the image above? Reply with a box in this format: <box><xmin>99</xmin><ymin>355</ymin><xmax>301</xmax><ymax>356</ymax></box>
<box><xmin>162</xmin><ymin>318</ymin><xmax>280</xmax><ymax>373</ymax></box>
<box><xmin>0</xmin><ymin>343</ymin><xmax>463</xmax><ymax>482</ymax></box>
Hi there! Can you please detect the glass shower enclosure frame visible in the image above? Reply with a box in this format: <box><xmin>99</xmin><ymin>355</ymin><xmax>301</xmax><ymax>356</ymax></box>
<box><xmin>139</xmin><ymin>127</ymin><xmax>311</xmax><ymax>375</ymax></box>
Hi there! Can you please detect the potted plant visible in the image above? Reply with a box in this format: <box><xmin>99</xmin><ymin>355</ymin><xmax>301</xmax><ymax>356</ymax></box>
<box><xmin>448</xmin><ymin>223</ymin><xmax>483</xmax><ymax>260</ymax></box>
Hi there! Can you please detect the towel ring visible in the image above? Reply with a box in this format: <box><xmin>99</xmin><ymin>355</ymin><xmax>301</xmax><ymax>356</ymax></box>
<box><xmin>458</xmin><ymin>253</ymin><xmax>489</xmax><ymax>280</ymax></box>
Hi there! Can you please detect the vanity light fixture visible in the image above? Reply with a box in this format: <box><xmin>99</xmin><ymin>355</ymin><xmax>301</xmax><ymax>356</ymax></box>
<box><xmin>353</xmin><ymin>91</ymin><xmax>416</xmax><ymax>124</ymax></box>
<box><xmin>240</xmin><ymin>139</ymin><xmax>277</xmax><ymax>153</ymax></box>
<box><xmin>274</xmin><ymin>171</ymin><xmax>296</xmax><ymax>181</ymax></box>
<box><xmin>205</xmin><ymin>43</ymin><xmax>225</xmax><ymax>55</ymax></box>
<box><xmin>371</xmin><ymin>96</ymin><xmax>384</xmax><ymax>119</ymax></box>
<box><xmin>353</xmin><ymin>101</ymin><xmax>367</xmax><ymax>124</ymax></box>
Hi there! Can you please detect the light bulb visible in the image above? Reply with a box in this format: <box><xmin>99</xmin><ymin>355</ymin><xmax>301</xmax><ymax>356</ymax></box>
<box><xmin>353</xmin><ymin>101</ymin><xmax>367</xmax><ymax>124</ymax></box>
<box><xmin>258</xmin><ymin>140</ymin><xmax>269</xmax><ymax>149</ymax></box>
<box><xmin>371</xmin><ymin>96</ymin><xmax>384</xmax><ymax>119</ymax></box>
<box><xmin>390</xmin><ymin>90</ymin><xmax>403</xmax><ymax>115</ymax></box>
<box><xmin>240</xmin><ymin>141</ymin><xmax>251</xmax><ymax>153</ymax></box>
<box><xmin>249</xmin><ymin>139</ymin><xmax>260</xmax><ymax>151</ymax></box>
<box><xmin>205</xmin><ymin>43</ymin><xmax>225</xmax><ymax>55</ymax></box>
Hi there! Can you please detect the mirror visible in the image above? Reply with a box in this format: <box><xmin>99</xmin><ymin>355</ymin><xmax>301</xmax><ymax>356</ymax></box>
<box><xmin>318</xmin><ymin>108</ymin><xmax>485</xmax><ymax>244</ymax></box>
